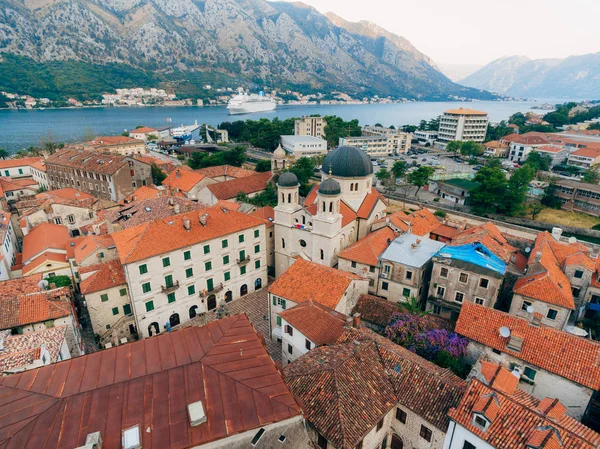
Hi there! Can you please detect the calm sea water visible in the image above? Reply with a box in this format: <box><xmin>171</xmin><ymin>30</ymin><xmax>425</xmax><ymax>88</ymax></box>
<box><xmin>0</xmin><ymin>100</ymin><xmax>552</xmax><ymax>151</ymax></box>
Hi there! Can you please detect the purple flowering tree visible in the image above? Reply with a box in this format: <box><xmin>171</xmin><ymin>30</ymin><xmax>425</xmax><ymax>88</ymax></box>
<box><xmin>384</xmin><ymin>313</ymin><xmax>428</xmax><ymax>349</ymax></box>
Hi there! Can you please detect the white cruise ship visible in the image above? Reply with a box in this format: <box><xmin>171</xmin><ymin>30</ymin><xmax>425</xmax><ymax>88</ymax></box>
<box><xmin>227</xmin><ymin>91</ymin><xmax>276</xmax><ymax>115</ymax></box>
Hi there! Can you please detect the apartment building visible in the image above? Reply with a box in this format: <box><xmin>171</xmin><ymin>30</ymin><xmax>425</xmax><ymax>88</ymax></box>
<box><xmin>362</xmin><ymin>126</ymin><xmax>412</xmax><ymax>154</ymax></box>
<box><xmin>437</xmin><ymin>108</ymin><xmax>488</xmax><ymax>143</ymax></box>
<box><xmin>555</xmin><ymin>178</ymin><xmax>600</xmax><ymax>217</ymax></box>
<box><xmin>339</xmin><ymin>135</ymin><xmax>393</xmax><ymax>157</ymax></box>
<box><xmin>280</xmin><ymin>135</ymin><xmax>328</xmax><ymax>158</ymax></box>
<box><xmin>46</xmin><ymin>148</ymin><xmax>152</xmax><ymax>202</ymax></box>
<box><xmin>0</xmin><ymin>157</ymin><xmax>44</xmax><ymax>178</ymax></box>
<box><xmin>507</xmin><ymin>132</ymin><xmax>551</xmax><ymax>163</ymax></box>
<box><xmin>294</xmin><ymin>115</ymin><xmax>326</xmax><ymax>138</ymax></box>
<box><xmin>567</xmin><ymin>147</ymin><xmax>600</xmax><ymax>169</ymax></box>
<box><xmin>113</xmin><ymin>206</ymin><xmax>268</xmax><ymax>338</ymax></box>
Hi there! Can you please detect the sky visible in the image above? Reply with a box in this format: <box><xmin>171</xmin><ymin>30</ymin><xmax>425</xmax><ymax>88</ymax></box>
<box><xmin>285</xmin><ymin>0</ymin><xmax>600</xmax><ymax>67</ymax></box>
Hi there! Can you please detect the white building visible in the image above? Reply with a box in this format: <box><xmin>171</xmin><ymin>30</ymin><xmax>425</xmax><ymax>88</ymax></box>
<box><xmin>362</xmin><ymin>126</ymin><xmax>412</xmax><ymax>154</ymax></box>
<box><xmin>113</xmin><ymin>206</ymin><xmax>268</xmax><ymax>338</ymax></box>
<box><xmin>294</xmin><ymin>115</ymin><xmax>326</xmax><ymax>138</ymax></box>
<box><xmin>507</xmin><ymin>132</ymin><xmax>551</xmax><ymax>164</ymax></box>
<box><xmin>567</xmin><ymin>147</ymin><xmax>600</xmax><ymax>169</ymax></box>
<box><xmin>0</xmin><ymin>210</ymin><xmax>18</xmax><ymax>281</ymax></box>
<box><xmin>339</xmin><ymin>135</ymin><xmax>393</xmax><ymax>157</ymax></box>
<box><xmin>280</xmin><ymin>135</ymin><xmax>328</xmax><ymax>158</ymax></box>
<box><xmin>414</xmin><ymin>130</ymin><xmax>438</xmax><ymax>145</ymax></box>
<box><xmin>438</xmin><ymin>108</ymin><xmax>488</xmax><ymax>143</ymax></box>
<box><xmin>0</xmin><ymin>157</ymin><xmax>44</xmax><ymax>179</ymax></box>
<box><xmin>273</xmin><ymin>145</ymin><xmax>387</xmax><ymax>277</ymax></box>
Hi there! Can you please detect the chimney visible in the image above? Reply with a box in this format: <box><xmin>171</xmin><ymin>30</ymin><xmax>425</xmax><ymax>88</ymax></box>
<box><xmin>168</xmin><ymin>197</ymin><xmax>174</xmax><ymax>206</ymax></box>
<box><xmin>551</xmin><ymin>227</ymin><xmax>563</xmax><ymax>241</ymax></box>
<box><xmin>132</xmin><ymin>195</ymin><xmax>137</xmax><ymax>202</ymax></box>
<box><xmin>75</xmin><ymin>432</ymin><xmax>102</xmax><ymax>449</ymax></box>
<box><xmin>352</xmin><ymin>313</ymin><xmax>361</xmax><ymax>328</ymax></box>
<box><xmin>183</xmin><ymin>218</ymin><xmax>191</xmax><ymax>231</ymax></box>
<box><xmin>176</xmin><ymin>169</ymin><xmax>181</xmax><ymax>179</ymax></box>
<box><xmin>174</xmin><ymin>203</ymin><xmax>180</xmax><ymax>214</ymax></box>
<box><xmin>345</xmin><ymin>317</ymin><xmax>353</xmax><ymax>328</ymax></box>
<box><xmin>510</xmin><ymin>253</ymin><xmax>517</xmax><ymax>264</ymax></box>
<box><xmin>199</xmin><ymin>213</ymin><xmax>208</xmax><ymax>226</ymax></box>
<box><xmin>533</xmin><ymin>251</ymin><xmax>542</xmax><ymax>263</ymax></box>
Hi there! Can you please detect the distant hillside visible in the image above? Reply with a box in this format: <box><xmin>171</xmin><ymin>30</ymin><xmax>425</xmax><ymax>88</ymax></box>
<box><xmin>0</xmin><ymin>0</ymin><xmax>495</xmax><ymax>101</ymax></box>
<box><xmin>460</xmin><ymin>53</ymin><xmax>600</xmax><ymax>98</ymax></box>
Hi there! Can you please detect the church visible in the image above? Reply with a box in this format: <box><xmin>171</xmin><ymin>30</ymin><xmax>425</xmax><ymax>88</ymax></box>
<box><xmin>273</xmin><ymin>145</ymin><xmax>387</xmax><ymax>276</ymax></box>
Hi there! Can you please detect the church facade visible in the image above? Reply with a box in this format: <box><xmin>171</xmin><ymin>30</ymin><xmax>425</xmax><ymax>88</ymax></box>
<box><xmin>273</xmin><ymin>146</ymin><xmax>387</xmax><ymax>277</ymax></box>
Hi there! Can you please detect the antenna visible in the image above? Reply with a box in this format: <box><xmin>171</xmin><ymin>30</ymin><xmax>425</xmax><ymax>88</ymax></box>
<box><xmin>499</xmin><ymin>326</ymin><xmax>511</xmax><ymax>338</ymax></box>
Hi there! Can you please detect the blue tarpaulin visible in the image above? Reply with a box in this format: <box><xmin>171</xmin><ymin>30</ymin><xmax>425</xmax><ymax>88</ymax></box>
<box><xmin>435</xmin><ymin>242</ymin><xmax>507</xmax><ymax>275</ymax></box>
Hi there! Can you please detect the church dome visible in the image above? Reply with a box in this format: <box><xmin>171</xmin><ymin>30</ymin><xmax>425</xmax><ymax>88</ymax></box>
<box><xmin>318</xmin><ymin>178</ymin><xmax>341</xmax><ymax>196</ymax></box>
<box><xmin>277</xmin><ymin>171</ymin><xmax>299</xmax><ymax>187</ymax></box>
<box><xmin>322</xmin><ymin>146</ymin><xmax>373</xmax><ymax>178</ymax></box>
<box><xmin>273</xmin><ymin>144</ymin><xmax>286</xmax><ymax>160</ymax></box>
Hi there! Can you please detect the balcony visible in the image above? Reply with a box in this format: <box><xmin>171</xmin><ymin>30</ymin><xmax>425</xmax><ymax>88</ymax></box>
<box><xmin>237</xmin><ymin>255</ymin><xmax>250</xmax><ymax>266</ymax></box>
<box><xmin>161</xmin><ymin>280</ymin><xmax>180</xmax><ymax>294</ymax></box>
<box><xmin>199</xmin><ymin>283</ymin><xmax>224</xmax><ymax>297</ymax></box>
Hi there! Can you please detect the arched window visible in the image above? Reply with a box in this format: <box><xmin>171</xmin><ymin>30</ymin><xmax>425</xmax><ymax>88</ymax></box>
<box><xmin>322</xmin><ymin>201</ymin><xmax>326</xmax><ymax>212</ymax></box>
<box><xmin>282</xmin><ymin>238</ymin><xmax>285</xmax><ymax>249</ymax></box>
<box><xmin>329</xmin><ymin>202</ymin><xmax>333</xmax><ymax>213</ymax></box>
<box><xmin>281</xmin><ymin>193</ymin><xmax>285</xmax><ymax>203</ymax></box>
<box><xmin>355</xmin><ymin>182</ymin><xmax>359</xmax><ymax>191</ymax></box>
<box><xmin>320</xmin><ymin>249</ymin><xmax>324</xmax><ymax>260</ymax></box>
<box><xmin>288</xmin><ymin>193</ymin><xmax>291</xmax><ymax>203</ymax></box>
<box><xmin>299</xmin><ymin>239</ymin><xmax>307</xmax><ymax>247</ymax></box>
<box><xmin>302</xmin><ymin>215</ymin><xmax>306</xmax><ymax>225</ymax></box>
<box><xmin>350</xmin><ymin>183</ymin><xmax>354</xmax><ymax>192</ymax></box>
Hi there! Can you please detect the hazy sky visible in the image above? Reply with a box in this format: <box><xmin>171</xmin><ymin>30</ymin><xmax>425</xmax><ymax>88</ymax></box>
<box><xmin>288</xmin><ymin>0</ymin><xmax>600</xmax><ymax>66</ymax></box>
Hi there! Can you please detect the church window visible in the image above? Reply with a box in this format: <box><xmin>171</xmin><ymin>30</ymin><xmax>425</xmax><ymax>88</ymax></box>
<box><xmin>282</xmin><ymin>238</ymin><xmax>285</xmax><ymax>249</ymax></box>
<box><xmin>329</xmin><ymin>202</ymin><xmax>333</xmax><ymax>213</ymax></box>
<box><xmin>288</xmin><ymin>193</ymin><xmax>291</xmax><ymax>203</ymax></box>
<box><xmin>299</xmin><ymin>240</ymin><xmax>307</xmax><ymax>248</ymax></box>
<box><xmin>320</xmin><ymin>249</ymin><xmax>324</xmax><ymax>260</ymax></box>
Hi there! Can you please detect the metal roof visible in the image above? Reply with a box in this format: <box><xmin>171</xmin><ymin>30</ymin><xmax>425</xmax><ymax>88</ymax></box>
<box><xmin>379</xmin><ymin>234</ymin><xmax>446</xmax><ymax>268</ymax></box>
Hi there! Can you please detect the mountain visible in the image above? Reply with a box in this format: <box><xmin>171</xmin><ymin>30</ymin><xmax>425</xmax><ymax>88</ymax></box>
<box><xmin>0</xmin><ymin>0</ymin><xmax>494</xmax><ymax>101</ymax></box>
<box><xmin>460</xmin><ymin>53</ymin><xmax>600</xmax><ymax>98</ymax></box>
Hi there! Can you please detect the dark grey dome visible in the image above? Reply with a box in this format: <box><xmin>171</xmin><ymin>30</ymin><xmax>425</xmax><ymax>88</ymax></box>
<box><xmin>277</xmin><ymin>171</ymin><xmax>299</xmax><ymax>187</ymax></box>
<box><xmin>322</xmin><ymin>146</ymin><xmax>373</xmax><ymax>178</ymax></box>
<box><xmin>319</xmin><ymin>178</ymin><xmax>341</xmax><ymax>196</ymax></box>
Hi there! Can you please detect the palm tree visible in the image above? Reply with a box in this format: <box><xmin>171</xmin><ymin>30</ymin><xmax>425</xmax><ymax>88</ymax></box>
<box><xmin>400</xmin><ymin>295</ymin><xmax>429</xmax><ymax>316</ymax></box>
<box><xmin>0</xmin><ymin>148</ymin><xmax>8</xmax><ymax>159</ymax></box>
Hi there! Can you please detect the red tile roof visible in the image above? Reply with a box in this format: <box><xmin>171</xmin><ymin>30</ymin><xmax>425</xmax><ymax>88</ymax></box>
<box><xmin>22</xmin><ymin>252</ymin><xmax>70</xmax><ymax>275</ymax></box>
<box><xmin>452</xmin><ymin>222</ymin><xmax>518</xmax><ymax>264</ymax></box>
<box><xmin>536</xmin><ymin>145</ymin><xmax>564</xmax><ymax>153</ymax></box>
<box><xmin>511</xmin><ymin>132</ymin><xmax>550</xmax><ymax>146</ymax></box>
<box><xmin>113</xmin><ymin>205</ymin><xmax>266</xmax><ymax>264</ymax></box>
<box><xmin>206</xmin><ymin>171</ymin><xmax>272</xmax><ymax>200</ymax></box>
<box><xmin>46</xmin><ymin>148</ymin><xmax>142</xmax><ymax>175</ymax></box>
<box><xmin>571</xmin><ymin>147</ymin><xmax>600</xmax><ymax>158</ymax></box>
<box><xmin>0</xmin><ymin>157</ymin><xmax>44</xmax><ymax>169</ymax></box>
<box><xmin>0</xmin><ymin>177</ymin><xmax>37</xmax><ymax>193</ymax></box>
<box><xmin>73</xmin><ymin>234</ymin><xmax>115</xmax><ymax>264</ymax></box>
<box><xmin>163</xmin><ymin>169</ymin><xmax>205</xmax><ymax>193</ymax></box>
<box><xmin>130</xmin><ymin>127</ymin><xmax>157</xmax><ymax>133</ymax></box>
<box><xmin>35</xmin><ymin>187</ymin><xmax>95</xmax><ymax>206</ymax></box>
<box><xmin>285</xmin><ymin>326</ymin><xmax>466</xmax><ymax>449</ymax></box>
<box><xmin>79</xmin><ymin>260</ymin><xmax>127</xmax><ymax>294</ymax></box>
<box><xmin>0</xmin><ymin>315</ymin><xmax>301</xmax><ymax>449</ymax></box>
<box><xmin>86</xmin><ymin>135</ymin><xmax>143</xmax><ymax>146</ymax></box>
<box><xmin>279</xmin><ymin>300</ymin><xmax>347</xmax><ymax>345</ymax></box>
<box><xmin>122</xmin><ymin>185</ymin><xmax>165</xmax><ymax>203</ymax></box>
<box><xmin>431</xmin><ymin>224</ymin><xmax>460</xmax><ymax>239</ymax></box>
<box><xmin>356</xmin><ymin>188</ymin><xmax>385</xmax><ymax>219</ymax></box>
<box><xmin>338</xmin><ymin>226</ymin><xmax>397</xmax><ymax>266</ymax></box>
<box><xmin>449</xmin><ymin>378</ymin><xmax>600</xmax><ymax>449</ymax></box>
<box><xmin>377</xmin><ymin>208</ymin><xmax>441</xmax><ymax>236</ymax></box>
<box><xmin>455</xmin><ymin>302</ymin><xmax>600</xmax><ymax>390</ymax></box>
<box><xmin>0</xmin><ymin>325</ymin><xmax>67</xmax><ymax>372</ymax></box>
<box><xmin>22</xmin><ymin>223</ymin><xmax>70</xmax><ymax>263</ymax></box>
<box><xmin>303</xmin><ymin>184</ymin><xmax>359</xmax><ymax>227</ymax></box>
<box><xmin>268</xmin><ymin>259</ymin><xmax>364</xmax><ymax>309</ymax></box>
<box><xmin>249</xmin><ymin>206</ymin><xmax>274</xmax><ymax>227</ymax></box>
<box><xmin>196</xmin><ymin>165</ymin><xmax>256</xmax><ymax>179</ymax></box>
<box><xmin>445</xmin><ymin>108</ymin><xmax>487</xmax><ymax>116</ymax></box>
<box><xmin>479</xmin><ymin>360</ymin><xmax>519</xmax><ymax>395</ymax></box>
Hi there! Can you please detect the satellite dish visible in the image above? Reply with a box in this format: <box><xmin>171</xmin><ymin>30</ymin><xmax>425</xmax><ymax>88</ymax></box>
<box><xmin>38</xmin><ymin>279</ymin><xmax>49</xmax><ymax>290</ymax></box>
<box><xmin>526</xmin><ymin>305</ymin><xmax>535</xmax><ymax>314</ymax></box>
<box><xmin>525</xmin><ymin>247</ymin><xmax>531</xmax><ymax>253</ymax></box>
<box><xmin>499</xmin><ymin>326</ymin><xmax>511</xmax><ymax>338</ymax></box>
<box><xmin>568</xmin><ymin>236</ymin><xmax>577</xmax><ymax>244</ymax></box>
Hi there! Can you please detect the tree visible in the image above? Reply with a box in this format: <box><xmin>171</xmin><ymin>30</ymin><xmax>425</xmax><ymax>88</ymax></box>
<box><xmin>322</xmin><ymin>116</ymin><xmax>361</xmax><ymax>148</ymax></box>
<box><xmin>541</xmin><ymin>182</ymin><xmax>563</xmax><ymax>209</ymax></box>
<box><xmin>402</xmin><ymin>125</ymin><xmax>418</xmax><ymax>133</ymax></box>
<box><xmin>391</xmin><ymin>160</ymin><xmax>408</xmax><ymax>181</ymax></box>
<box><xmin>418</xmin><ymin>120</ymin><xmax>428</xmax><ymax>131</ymax></box>
<box><xmin>255</xmin><ymin>159</ymin><xmax>271</xmax><ymax>172</ymax></box>
<box><xmin>583</xmin><ymin>164</ymin><xmax>600</xmax><ymax>184</ymax></box>
<box><xmin>446</xmin><ymin>141</ymin><xmax>461</xmax><ymax>154</ymax></box>
<box><xmin>375</xmin><ymin>167</ymin><xmax>392</xmax><ymax>185</ymax></box>
<box><xmin>459</xmin><ymin>141</ymin><xmax>484</xmax><ymax>158</ymax></box>
<box><xmin>151</xmin><ymin>164</ymin><xmax>167</xmax><ymax>185</ymax></box>
<box><xmin>524</xmin><ymin>151</ymin><xmax>552</xmax><ymax>173</ymax></box>
<box><xmin>504</xmin><ymin>165</ymin><xmax>536</xmax><ymax>215</ymax></box>
<box><xmin>434</xmin><ymin>210</ymin><xmax>446</xmax><ymax>218</ymax></box>
<box><xmin>45</xmin><ymin>275</ymin><xmax>72</xmax><ymax>288</ymax></box>
<box><xmin>530</xmin><ymin>202</ymin><xmax>544</xmax><ymax>220</ymax></box>
<box><xmin>470</xmin><ymin>166</ymin><xmax>508</xmax><ymax>213</ymax></box>
<box><xmin>407</xmin><ymin>166</ymin><xmax>434</xmax><ymax>196</ymax></box>
<box><xmin>399</xmin><ymin>296</ymin><xmax>429</xmax><ymax>316</ymax></box>
<box><xmin>0</xmin><ymin>149</ymin><xmax>8</xmax><ymax>159</ymax></box>
<box><xmin>588</xmin><ymin>123</ymin><xmax>600</xmax><ymax>131</ymax></box>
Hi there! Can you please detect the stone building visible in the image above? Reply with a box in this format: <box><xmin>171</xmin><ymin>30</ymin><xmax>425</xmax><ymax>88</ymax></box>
<box><xmin>456</xmin><ymin>302</ymin><xmax>600</xmax><ymax>421</ymax></box>
<box><xmin>197</xmin><ymin>171</ymin><xmax>272</xmax><ymax>205</ymax></box>
<box><xmin>162</xmin><ymin>168</ymin><xmax>213</xmax><ymax>200</ymax></box>
<box><xmin>84</xmin><ymin>135</ymin><xmax>147</xmax><ymax>155</ymax></box>
<box><xmin>45</xmin><ymin>148</ymin><xmax>152</xmax><ymax>202</ymax></box>
<box><xmin>20</xmin><ymin>222</ymin><xmax>71</xmax><ymax>278</ymax></box>
<box><xmin>112</xmin><ymin>206</ymin><xmax>268</xmax><ymax>338</ymax></box>
<box><xmin>273</xmin><ymin>146</ymin><xmax>387</xmax><ymax>277</ymax></box>
<box><xmin>285</xmin><ymin>326</ymin><xmax>466</xmax><ymax>449</ymax></box>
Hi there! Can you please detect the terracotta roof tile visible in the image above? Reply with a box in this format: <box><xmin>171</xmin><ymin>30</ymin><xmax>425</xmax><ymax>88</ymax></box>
<box><xmin>455</xmin><ymin>302</ymin><xmax>600</xmax><ymax>390</ymax></box>
<box><xmin>268</xmin><ymin>259</ymin><xmax>364</xmax><ymax>309</ymax></box>
<box><xmin>338</xmin><ymin>227</ymin><xmax>397</xmax><ymax>266</ymax></box>
<box><xmin>279</xmin><ymin>300</ymin><xmax>347</xmax><ymax>345</ymax></box>
<box><xmin>356</xmin><ymin>188</ymin><xmax>385</xmax><ymax>219</ymax></box>
<box><xmin>79</xmin><ymin>260</ymin><xmax>127</xmax><ymax>294</ymax></box>
<box><xmin>249</xmin><ymin>206</ymin><xmax>274</xmax><ymax>227</ymax></box>
<box><xmin>35</xmin><ymin>187</ymin><xmax>96</xmax><ymax>206</ymax></box>
<box><xmin>0</xmin><ymin>157</ymin><xmax>44</xmax><ymax>169</ymax></box>
<box><xmin>196</xmin><ymin>165</ymin><xmax>256</xmax><ymax>179</ymax></box>
<box><xmin>0</xmin><ymin>315</ymin><xmax>301</xmax><ymax>448</ymax></box>
<box><xmin>73</xmin><ymin>234</ymin><xmax>115</xmax><ymax>264</ymax></box>
<box><xmin>0</xmin><ymin>326</ymin><xmax>67</xmax><ymax>372</ymax></box>
<box><xmin>206</xmin><ymin>171</ymin><xmax>272</xmax><ymax>200</ymax></box>
<box><xmin>87</xmin><ymin>135</ymin><xmax>143</xmax><ymax>146</ymax></box>
<box><xmin>512</xmin><ymin>132</ymin><xmax>550</xmax><ymax>146</ymax></box>
<box><xmin>285</xmin><ymin>326</ymin><xmax>466</xmax><ymax>449</ymax></box>
<box><xmin>113</xmin><ymin>205</ymin><xmax>266</xmax><ymax>264</ymax></box>
<box><xmin>214</xmin><ymin>199</ymin><xmax>241</xmax><ymax>211</ymax></box>
<box><xmin>479</xmin><ymin>360</ymin><xmax>519</xmax><ymax>394</ymax></box>
<box><xmin>22</xmin><ymin>223</ymin><xmax>70</xmax><ymax>263</ymax></box>
<box><xmin>571</xmin><ymin>147</ymin><xmax>600</xmax><ymax>158</ymax></box>
<box><xmin>431</xmin><ymin>224</ymin><xmax>460</xmax><ymax>239</ymax></box>
<box><xmin>162</xmin><ymin>168</ymin><xmax>205</xmax><ymax>193</ymax></box>
<box><xmin>46</xmin><ymin>148</ymin><xmax>135</xmax><ymax>175</ymax></box>
<box><xmin>377</xmin><ymin>208</ymin><xmax>441</xmax><ymax>236</ymax></box>
<box><xmin>452</xmin><ymin>222</ymin><xmax>518</xmax><ymax>263</ymax></box>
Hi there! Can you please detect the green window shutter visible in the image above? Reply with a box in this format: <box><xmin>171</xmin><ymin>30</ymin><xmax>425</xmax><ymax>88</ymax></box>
<box><xmin>184</xmin><ymin>250</ymin><xmax>191</xmax><ymax>261</ymax></box>
<box><xmin>224</xmin><ymin>271</ymin><xmax>231</xmax><ymax>281</ymax></box>
<box><xmin>164</xmin><ymin>275</ymin><xmax>173</xmax><ymax>288</ymax></box>
<box><xmin>123</xmin><ymin>304</ymin><xmax>132</xmax><ymax>315</ymax></box>
<box><xmin>139</xmin><ymin>264</ymin><xmax>148</xmax><ymax>275</ymax></box>
<box><xmin>145</xmin><ymin>301</ymin><xmax>154</xmax><ymax>312</ymax></box>
<box><xmin>162</xmin><ymin>257</ymin><xmax>170</xmax><ymax>267</ymax></box>
<box><xmin>100</xmin><ymin>293</ymin><xmax>109</xmax><ymax>302</ymax></box>
<box><xmin>254</xmin><ymin>229</ymin><xmax>259</xmax><ymax>238</ymax></box>
<box><xmin>205</xmin><ymin>261</ymin><xmax>212</xmax><ymax>271</ymax></box>
<box><xmin>203</xmin><ymin>245</ymin><xmax>210</xmax><ymax>254</ymax></box>
<box><xmin>186</xmin><ymin>267</ymin><xmax>194</xmax><ymax>278</ymax></box>
<box><xmin>18</xmin><ymin>169</ymin><xmax>23</xmax><ymax>175</ymax></box>
<box><xmin>223</xmin><ymin>255</ymin><xmax>230</xmax><ymax>265</ymax></box>
<box><xmin>119</xmin><ymin>288</ymin><xmax>127</xmax><ymax>296</ymax></box>
<box><xmin>254</xmin><ymin>244</ymin><xmax>260</xmax><ymax>253</ymax></box>
<box><xmin>240</xmin><ymin>266</ymin><xmax>246</xmax><ymax>275</ymax></box>
<box><xmin>187</xmin><ymin>285</ymin><xmax>196</xmax><ymax>295</ymax></box>
<box><xmin>239</xmin><ymin>250</ymin><xmax>246</xmax><ymax>260</ymax></box>
<box><xmin>142</xmin><ymin>282</ymin><xmax>151</xmax><ymax>293</ymax></box>
<box><xmin>167</xmin><ymin>292</ymin><xmax>176</xmax><ymax>303</ymax></box>
<box><xmin>222</xmin><ymin>239</ymin><xmax>228</xmax><ymax>248</ymax></box>
<box><xmin>276</xmin><ymin>316</ymin><xmax>281</xmax><ymax>326</ymax></box>
<box><xmin>207</xmin><ymin>278</ymin><xmax>214</xmax><ymax>291</ymax></box>
<box><xmin>255</xmin><ymin>260</ymin><xmax>261</xmax><ymax>269</ymax></box>
<box><xmin>281</xmin><ymin>299</ymin><xmax>286</xmax><ymax>310</ymax></box>
<box><xmin>272</xmin><ymin>296</ymin><xmax>276</xmax><ymax>306</ymax></box>
<box><xmin>112</xmin><ymin>307</ymin><xmax>119</xmax><ymax>316</ymax></box>
<box><xmin>239</xmin><ymin>234</ymin><xmax>244</xmax><ymax>243</ymax></box>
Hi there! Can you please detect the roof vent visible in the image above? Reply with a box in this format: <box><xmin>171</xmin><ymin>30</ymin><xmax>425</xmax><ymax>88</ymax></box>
<box><xmin>122</xmin><ymin>425</ymin><xmax>141</xmax><ymax>449</ymax></box>
<box><xmin>506</xmin><ymin>335</ymin><xmax>524</xmax><ymax>353</ymax></box>
<box><xmin>183</xmin><ymin>218</ymin><xmax>191</xmax><ymax>231</ymax></box>
<box><xmin>145</xmin><ymin>206</ymin><xmax>151</xmax><ymax>212</ymax></box>
<box><xmin>199</xmin><ymin>213</ymin><xmax>209</xmax><ymax>226</ymax></box>
<box><xmin>74</xmin><ymin>431</ymin><xmax>103</xmax><ymax>449</ymax></box>
<box><xmin>188</xmin><ymin>401</ymin><xmax>207</xmax><ymax>427</ymax></box>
